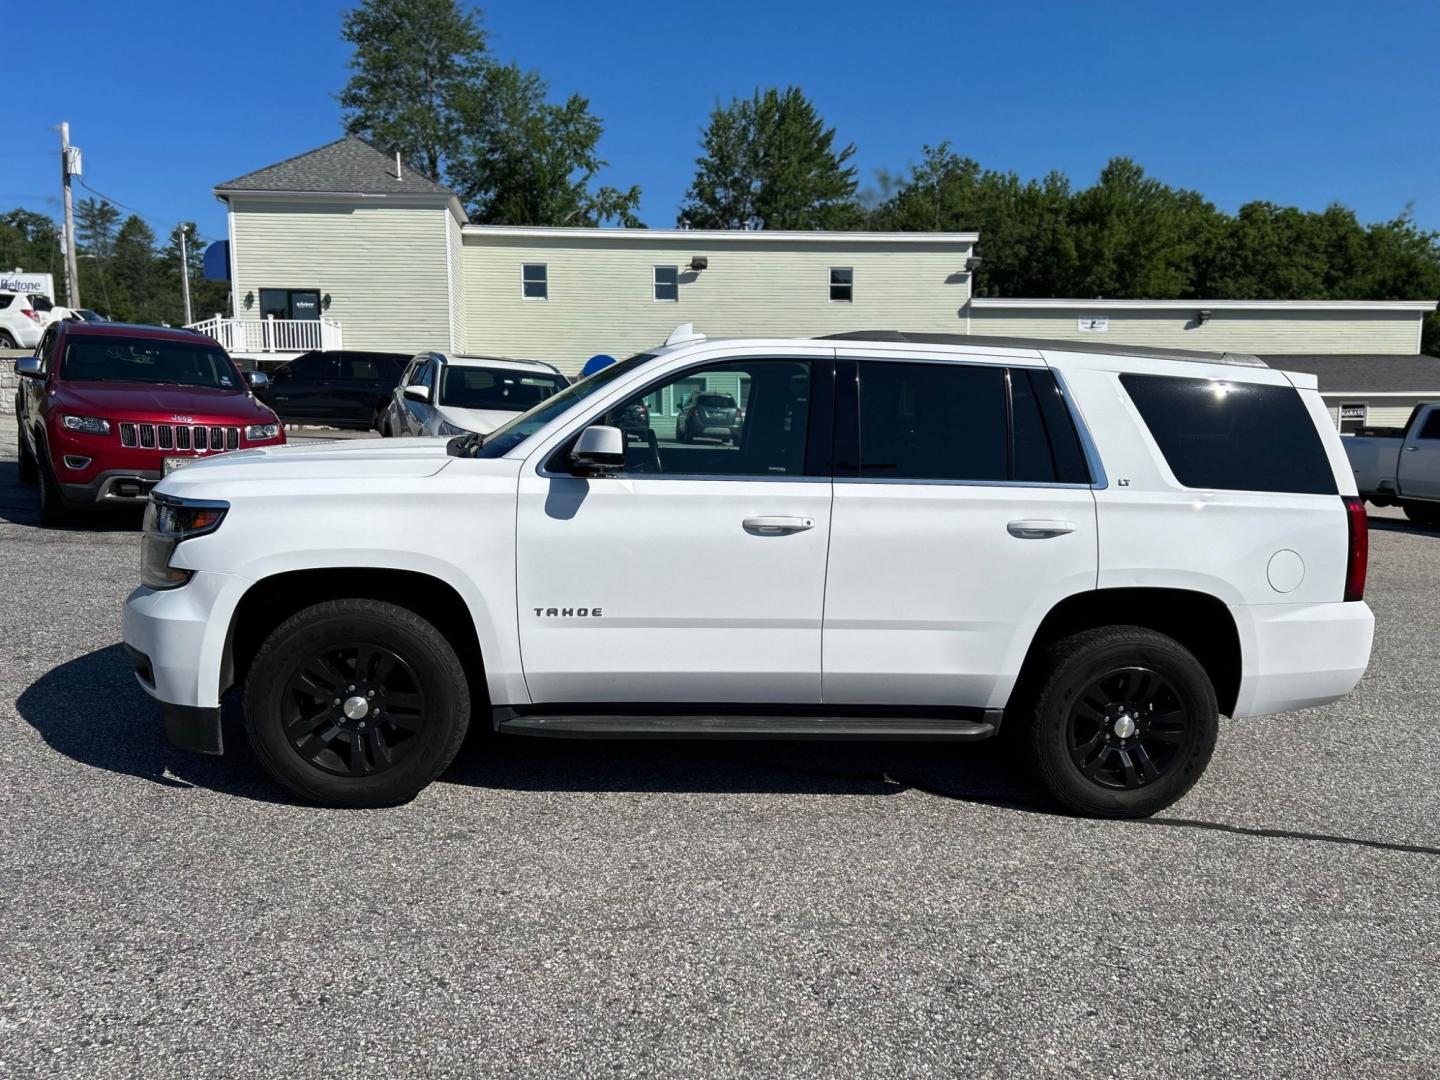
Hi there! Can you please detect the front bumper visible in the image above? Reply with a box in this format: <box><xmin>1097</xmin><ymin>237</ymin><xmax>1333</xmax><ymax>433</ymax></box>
<box><xmin>1231</xmin><ymin>600</ymin><xmax>1376</xmax><ymax>718</ymax></box>
<box><xmin>123</xmin><ymin>571</ymin><xmax>248</xmax><ymax>753</ymax></box>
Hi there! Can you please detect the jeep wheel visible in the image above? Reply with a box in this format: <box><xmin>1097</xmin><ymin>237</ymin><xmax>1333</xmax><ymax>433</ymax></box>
<box><xmin>17</xmin><ymin>425</ymin><xmax>38</xmax><ymax>484</ymax></box>
<box><xmin>1023</xmin><ymin>626</ymin><xmax>1218</xmax><ymax>818</ymax></box>
<box><xmin>244</xmin><ymin>599</ymin><xmax>471</xmax><ymax>808</ymax></box>
<box><xmin>36</xmin><ymin>450</ymin><xmax>73</xmax><ymax>525</ymax></box>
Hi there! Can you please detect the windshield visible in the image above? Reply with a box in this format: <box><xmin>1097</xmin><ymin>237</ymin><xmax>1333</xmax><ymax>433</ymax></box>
<box><xmin>60</xmin><ymin>336</ymin><xmax>242</xmax><ymax>389</ymax></box>
<box><xmin>440</xmin><ymin>366</ymin><xmax>568</xmax><ymax>411</ymax></box>
<box><xmin>451</xmin><ymin>353</ymin><xmax>655</xmax><ymax>459</ymax></box>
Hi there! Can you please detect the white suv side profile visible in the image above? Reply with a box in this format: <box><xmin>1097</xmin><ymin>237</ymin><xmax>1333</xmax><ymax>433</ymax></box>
<box><xmin>122</xmin><ymin>328</ymin><xmax>1374</xmax><ymax>818</ymax></box>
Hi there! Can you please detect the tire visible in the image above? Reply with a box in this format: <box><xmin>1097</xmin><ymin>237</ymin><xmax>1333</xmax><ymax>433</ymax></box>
<box><xmin>0</xmin><ymin>330</ymin><xmax>17</xmax><ymax>348</ymax></box>
<box><xmin>17</xmin><ymin>423</ymin><xmax>38</xmax><ymax>484</ymax></box>
<box><xmin>1402</xmin><ymin>501</ymin><xmax>1440</xmax><ymax>526</ymax></box>
<box><xmin>244</xmin><ymin>599</ymin><xmax>471</xmax><ymax>808</ymax></box>
<box><xmin>1021</xmin><ymin>626</ymin><xmax>1218</xmax><ymax>819</ymax></box>
<box><xmin>36</xmin><ymin>448</ymin><xmax>73</xmax><ymax>526</ymax></box>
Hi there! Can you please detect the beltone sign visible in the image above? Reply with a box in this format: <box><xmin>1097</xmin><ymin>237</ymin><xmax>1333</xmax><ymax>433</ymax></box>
<box><xmin>0</xmin><ymin>271</ymin><xmax>55</xmax><ymax>296</ymax></box>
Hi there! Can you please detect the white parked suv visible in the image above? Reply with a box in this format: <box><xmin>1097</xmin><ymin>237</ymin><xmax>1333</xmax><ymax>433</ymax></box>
<box><xmin>382</xmin><ymin>351</ymin><xmax>569</xmax><ymax>437</ymax></box>
<box><xmin>0</xmin><ymin>292</ymin><xmax>55</xmax><ymax>349</ymax></box>
<box><xmin>122</xmin><ymin>327</ymin><xmax>1374</xmax><ymax>817</ymax></box>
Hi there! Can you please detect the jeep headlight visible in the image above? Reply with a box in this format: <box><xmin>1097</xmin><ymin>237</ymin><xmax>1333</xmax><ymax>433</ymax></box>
<box><xmin>61</xmin><ymin>414</ymin><xmax>111</xmax><ymax>435</ymax></box>
<box><xmin>245</xmin><ymin>422</ymin><xmax>281</xmax><ymax>440</ymax></box>
<box><xmin>141</xmin><ymin>494</ymin><xmax>229</xmax><ymax>589</ymax></box>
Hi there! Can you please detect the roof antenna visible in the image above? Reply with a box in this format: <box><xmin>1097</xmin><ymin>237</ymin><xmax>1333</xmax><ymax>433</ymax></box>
<box><xmin>395</xmin><ymin>151</ymin><xmax>402</xmax><ymax>181</ymax></box>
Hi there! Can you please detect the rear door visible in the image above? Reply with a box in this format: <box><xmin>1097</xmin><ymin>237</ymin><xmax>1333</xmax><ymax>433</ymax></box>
<box><xmin>1398</xmin><ymin>406</ymin><xmax>1440</xmax><ymax>501</ymax></box>
<box><xmin>267</xmin><ymin>353</ymin><xmax>339</xmax><ymax>422</ymax></box>
<box><xmin>822</xmin><ymin>353</ymin><xmax>1098</xmax><ymax>709</ymax></box>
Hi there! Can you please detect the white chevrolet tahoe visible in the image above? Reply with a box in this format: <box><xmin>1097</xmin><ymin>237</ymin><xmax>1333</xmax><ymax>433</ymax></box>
<box><xmin>122</xmin><ymin>327</ymin><xmax>1375</xmax><ymax>818</ymax></box>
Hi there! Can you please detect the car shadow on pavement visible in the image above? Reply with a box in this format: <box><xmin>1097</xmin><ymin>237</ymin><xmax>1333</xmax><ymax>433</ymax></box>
<box><xmin>0</xmin><ymin>462</ymin><xmax>144</xmax><ymax>530</ymax></box>
<box><xmin>17</xmin><ymin>643</ymin><xmax>1045</xmax><ymax>808</ymax></box>
<box><xmin>1367</xmin><ymin>516</ymin><xmax>1440</xmax><ymax>537</ymax></box>
<box><xmin>16</xmin><ymin>643</ymin><xmax>284</xmax><ymax>802</ymax></box>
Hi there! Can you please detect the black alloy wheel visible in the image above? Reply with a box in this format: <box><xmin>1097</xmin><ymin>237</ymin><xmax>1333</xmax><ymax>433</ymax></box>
<box><xmin>1066</xmin><ymin>666</ymin><xmax>1188</xmax><ymax>789</ymax></box>
<box><xmin>282</xmin><ymin>642</ymin><xmax>427</xmax><ymax>777</ymax></box>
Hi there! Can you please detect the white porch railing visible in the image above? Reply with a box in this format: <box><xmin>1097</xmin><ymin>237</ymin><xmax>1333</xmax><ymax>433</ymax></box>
<box><xmin>189</xmin><ymin>315</ymin><xmax>343</xmax><ymax>354</ymax></box>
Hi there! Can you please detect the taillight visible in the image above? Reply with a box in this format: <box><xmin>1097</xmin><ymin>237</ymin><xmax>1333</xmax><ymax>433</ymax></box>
<box><xmin>20</xmin><ymin>309</ymin><xmax>42</xmax><ymax>322</ymax></box>
<box><xmin>1343</xmin><ymin>496</ymin><xmax>1368</xmax><ymax>602</ymax></box>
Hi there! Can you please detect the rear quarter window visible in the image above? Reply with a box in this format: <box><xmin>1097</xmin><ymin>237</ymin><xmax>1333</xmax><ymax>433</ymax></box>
<box><xmin>1121</xmin><ymin>373</ymin><xmax>1336</xmax><ymax>495</ymax></box>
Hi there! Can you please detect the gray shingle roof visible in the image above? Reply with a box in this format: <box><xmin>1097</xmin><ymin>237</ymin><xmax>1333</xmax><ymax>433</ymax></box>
<box><xmin>1262</xmin><ymin>354</ymin><xmax>1440</xmax><ymax>393</ymax></box>
<box><xmin>215</xmin><ymin>136</ymin><xmax>455</xmax><ymax>197</ymax></box>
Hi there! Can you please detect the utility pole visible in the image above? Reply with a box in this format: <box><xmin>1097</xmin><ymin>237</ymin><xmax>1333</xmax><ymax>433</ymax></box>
<box><xmin>59</xmin><ymin>121</ymin><xmax>81</xmax><ymax>309</ymax></box>
<box><xmin>176</xmin><ymin>224</ymin><xmax>193</xmax><ymax>325</ymax></box>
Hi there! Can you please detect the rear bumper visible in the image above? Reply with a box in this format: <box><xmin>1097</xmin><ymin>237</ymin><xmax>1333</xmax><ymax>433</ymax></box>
<box><xmin>1231</xmin><ymin>600</ymin><xmax>1375</xmax><ymax>718</ymax></box>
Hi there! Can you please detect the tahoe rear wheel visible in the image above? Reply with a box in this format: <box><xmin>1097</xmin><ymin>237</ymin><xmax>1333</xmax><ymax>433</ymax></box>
<box><xmin>1402</xmin><ymin>501</ymin><xmax>1440</xmax><ymax>526</ymax></box>
<box><xmin>1023</xmin><ymin>626</ymin><xmax>1218</xmax><ymax>819</ymax></box>
<box><xmin>244</xmin><ymin>599</ymin><xmax>470</xmax><ymax>807</ymax></box>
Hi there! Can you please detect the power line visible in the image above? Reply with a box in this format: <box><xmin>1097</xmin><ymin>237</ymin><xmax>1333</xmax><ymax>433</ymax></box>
<box><xmin>74</xmin><ymin>177</ymin><xmax>218</xmax><ymax>247</ymax></box>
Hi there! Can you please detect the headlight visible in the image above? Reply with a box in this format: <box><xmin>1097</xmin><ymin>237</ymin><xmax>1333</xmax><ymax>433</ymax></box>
<box><xmin>435</xmin><ymin>420</ymin><xmax>468</xmax><ymax>437</ymax></box>
<box><xmin>140</xmin><ymin>494</ymin><xmax>229</xmax><ymax>590</ymax></box>
<box><xmin>245</xmin><ymin>423</ymin><xmax>281</xmax><ymax>440</ymax></box>
<box><xmin>61</xmin><ymin>414</ymin><xmax>110</xmax><ymax>434</ymax></box>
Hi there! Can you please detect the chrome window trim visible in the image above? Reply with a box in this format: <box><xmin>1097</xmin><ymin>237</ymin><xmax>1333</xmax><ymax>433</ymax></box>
<box><xmin>1049</xmin><ymin>366</ymin><xmax>1109</xmax><ymax>490</ymax></box>
<box><xmin>536</xmin><ymin>464</ymin><xmax>826</xmax><ymax>484</ymax></box>
<box><xmin>833</xmin><ymin>476</ymin><xmax>1092</xmax><ymax>490</ymax></box>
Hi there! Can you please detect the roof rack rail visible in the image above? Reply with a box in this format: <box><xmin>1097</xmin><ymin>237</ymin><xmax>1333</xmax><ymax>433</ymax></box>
<box><xmin>818</xmin><ymin>330</ymin><xmax>1268</xmax><ymax>368</ymax></box>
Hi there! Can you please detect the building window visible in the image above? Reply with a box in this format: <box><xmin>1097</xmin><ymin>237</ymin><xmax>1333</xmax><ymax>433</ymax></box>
<box><xmin>1337</xmin><ymin>402</ymin><xmax>1368</xmax><ymax>435</ymax></box>
<box><xmin>653</xmin><ymin>265</ymin><xmax>679</xmax><ymax>302</ymax></box>
<box><xmin>522</xmin><ymin>264</ymin><xmax>548</xmax><ymax>300</ymax></box>
<box><xmin>259</xmin><ymin>288</ymin><xmax>321</xmax><ymax>320</ymax></box>
<box><xmin>829</xmin><ymin>267</ymin><xmax>853</xmax><ymax>303</ymax></box>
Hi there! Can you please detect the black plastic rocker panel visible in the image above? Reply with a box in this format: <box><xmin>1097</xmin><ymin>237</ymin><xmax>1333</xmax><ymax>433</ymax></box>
<box><xmin>492</xmin><ymin>705</ymin><xmax>1002</xmax><ymax>741</ymax></box>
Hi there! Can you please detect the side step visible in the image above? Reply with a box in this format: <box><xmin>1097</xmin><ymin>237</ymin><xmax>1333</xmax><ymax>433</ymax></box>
<box><xmin>495</xmin><ymin>711</ymin><xmax>1001</xmax><ymax>741</ymax></box>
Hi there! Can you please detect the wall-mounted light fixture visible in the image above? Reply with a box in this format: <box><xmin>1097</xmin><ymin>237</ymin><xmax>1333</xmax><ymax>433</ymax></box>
<box><xmin>688</xmin><ymin>256</ymin><xmax>708</xmax><ymax>272</ymax></box>
<box><xmin>322</xmin><ymin>293</ymin><xmax>332</xmax><ymax>311</ymax></box>
<box><xmin>243</xmin><ymin>290</ymin><xmax>254</xmax><ymax>310</ymax></box>
<box><xmin>1197</xmin><ymin>308</ymin><xmax>1213</xmax><ymax>325</ymax></box>
<box><xmin>964</xmin><ymin>256</ymin><xmax>983</xmax><ymax>273</ymax></box>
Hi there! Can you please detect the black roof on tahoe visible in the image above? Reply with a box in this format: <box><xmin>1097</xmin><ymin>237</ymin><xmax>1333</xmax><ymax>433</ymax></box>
<box><xmin>818</xmin><ymin>330</ymin><xmax>1268</xmax><ymax>368</ymax></box>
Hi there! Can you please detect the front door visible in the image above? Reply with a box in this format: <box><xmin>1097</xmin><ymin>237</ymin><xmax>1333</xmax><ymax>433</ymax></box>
<box><xmin>822</xmin><ymin>355</ymin><xmax>1099</xmax><ymax>709</ymax></box>
<box><xmin>1399</xmin><ymin>406</ymin><xmax>1440</xmax><ymax>501</ymax></box>
<box><xmin>516</xmin><ymin>355</ymin><xmax>832</xmax><ymax>704</ymax></box>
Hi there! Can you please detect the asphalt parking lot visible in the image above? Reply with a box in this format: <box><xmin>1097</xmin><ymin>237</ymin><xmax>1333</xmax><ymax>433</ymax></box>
<box><xmin>1</xmin><ymin>417</ymin><xmax>1437</xmax><ymax>1079</ymax></box>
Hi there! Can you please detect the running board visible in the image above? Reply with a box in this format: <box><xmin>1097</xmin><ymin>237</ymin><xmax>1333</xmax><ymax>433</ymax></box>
<box><xmin>495</xmin><ymin>710</ymin><xmax>1001</xmax><ymax>741</ymax></box>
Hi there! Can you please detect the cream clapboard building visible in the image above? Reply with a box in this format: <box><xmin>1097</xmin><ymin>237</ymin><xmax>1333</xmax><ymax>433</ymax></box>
<box><xmin>198</xmin><ymin>137</ymin><xmax>1439</xmax><ymax>431</ymax></box>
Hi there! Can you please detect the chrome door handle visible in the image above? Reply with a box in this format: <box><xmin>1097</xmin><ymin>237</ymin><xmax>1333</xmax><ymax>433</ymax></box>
<box><xmin>1404</xmin><ymin>446</ymin><xmax>1420</xmax><ymax>452</ymax></box>
<box><xmin>743</xmin><ymin>515</ymin><xmax>815</xmax><ymax>535</ymax></box>
<box><xmin>1008</xmin><ymin>519</ymin><xmax>1076</xmax><ymax>539</ymax></box>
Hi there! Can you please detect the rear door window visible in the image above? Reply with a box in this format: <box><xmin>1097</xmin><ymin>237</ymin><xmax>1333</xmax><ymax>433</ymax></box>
<box><xmin>856</xmin><ymin>361</ymin><xmax>1008</xmax><ymax>482</ymax></box>
<box><xmin>1417</xmin><ymin>410</ymin><xmax>1440</xmax><ymax>440</ymax></box>
<box><xmin>1121</xmin><ymin>373</ymin><xmax>1336</xmax><ymax>495</ymax></box>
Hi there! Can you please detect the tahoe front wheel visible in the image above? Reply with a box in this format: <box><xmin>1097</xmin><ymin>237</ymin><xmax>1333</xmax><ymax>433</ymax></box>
<box><xmin>244</xmin><ymin>599</ymin><xmax>471</xmax><ymax>807</ymax></box>
<box><xmin>1023</xmin><ymin>626</ymin><xmax>1218</xmax><ymax>818</ymax></box>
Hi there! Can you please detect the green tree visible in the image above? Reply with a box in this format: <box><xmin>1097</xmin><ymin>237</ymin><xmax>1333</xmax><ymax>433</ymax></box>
<box><xmin>339</xmin><ymin>0</ymin><xmax>489</xmax><ymax>180</ymax></box>
<box><xmin>679</xmin><ymin>87</ymin><xmax>861</xmax><ymax>230</ymax></box>
<box><xmin>75</xmin><ymin>197</ymin><xmax>120</xmax><ymax>259</ymax></box>
<box><xmin>0</xmin><ymin>209</ymin><xmax>63</xmax><ymax>298</ymax></box>
<box><xmin>109</xmin><ymin>215</ymin><xmax>160</xmax><ymax>323</ymax></box>
<box><xmin>448</xmin><ymin>63</ymin><xmax>641</xmax><ymax>226</ymax></box>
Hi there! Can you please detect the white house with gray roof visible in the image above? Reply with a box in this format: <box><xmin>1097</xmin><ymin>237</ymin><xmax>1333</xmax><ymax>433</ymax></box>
<box><xmin>196</xmin><ymin>136</ymin><xmax>1438</xmax><ymax>430</ymax></box>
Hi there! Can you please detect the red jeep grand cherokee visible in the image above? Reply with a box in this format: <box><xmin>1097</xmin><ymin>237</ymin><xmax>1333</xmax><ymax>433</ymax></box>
<box><xmin>14</xmin><ymin>321</ymin><xmax>285</xmax><ymax>524</ymax></box>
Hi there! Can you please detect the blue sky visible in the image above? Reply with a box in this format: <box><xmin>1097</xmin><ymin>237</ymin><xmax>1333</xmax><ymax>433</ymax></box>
<box><xmin>5</xmin><ymin>0</ymin><xmax>1438</xmax><ymax>251</ymax></box>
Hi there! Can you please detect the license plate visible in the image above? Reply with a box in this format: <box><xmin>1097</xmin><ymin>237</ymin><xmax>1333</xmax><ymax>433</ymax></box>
<box><xmin>162</xmin><ymin>456</ymin><xmax>194</xmax><ymax>476</ymax></box>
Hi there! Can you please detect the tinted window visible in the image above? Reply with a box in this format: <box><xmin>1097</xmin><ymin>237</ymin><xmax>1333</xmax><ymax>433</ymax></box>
<box><xmin>1121</xmin><ymin>373</ymin><xmax>1336</xmax><ymax>495</ymax></box>
<box><xmin>0</xmin><ymin>295</ymin><xmax>12</xmax><ymax>309</ymax></box>
<box><xmin>29</xmin><ymin>294</ymin><xmax>53</xmax><ymax>312</ymax></box>
<box><xmin>343</xmin><ymin>355</ymin><xmax>382</xmax><ymax>381</ymax></box>
<box><xmin>1013</xmin><ymin>368</ymin><xmax>1091</xmax><ymax>484</ymax></box>
<box><xmin>60</xmin><ymin>336</ymin><xmax>242</xmax><ymax>390</ymax></box>
<box><xmin>858</xmin><ymin>361</ymin><xmax>1007</xmax><ymax>481</ymax></box>
<box><xmin>1418</xmin><ymin>410</ymin><xmax>1440</xmax><ymax>440</ymax></box>
<box><xmin>288</xmin><ymin>354</ymin><xmax>335</xmax><ymax>379</ymax></box>
<box><xmin>593</xmin><ymin>359</ymin><xmax>811</xmax><ymax>478</ymax></box>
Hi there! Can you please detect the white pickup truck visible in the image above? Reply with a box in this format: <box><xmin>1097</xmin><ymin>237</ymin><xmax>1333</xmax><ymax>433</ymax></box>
<box><xmin>1343</xmin><ymin>402</ymin><xmax>1440</xmax><ymax>524</ymax></box>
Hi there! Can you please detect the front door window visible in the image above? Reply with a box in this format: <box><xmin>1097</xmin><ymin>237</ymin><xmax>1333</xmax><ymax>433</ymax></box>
<box><xmin>259</xmin><ymin>288</ymin><xmax>321</xmax><ymax>320</ymax></box>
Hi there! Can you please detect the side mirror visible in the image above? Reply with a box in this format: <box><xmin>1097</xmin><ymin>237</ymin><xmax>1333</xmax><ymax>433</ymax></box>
<box><xmin>14</xmin><ymin>357</ymin><xmax>43</xmax><ymax>378</ymax></box>
<box><xmin>570</xmin><ymin>425</ymin><xmax>625</xmax><ymax>472</ymax></box>
<box><xmin>245</xmin><ymin>370</ymin><xmax>271</xmax><ymax>391</ymax></box>
<box><xmin>404</xmin><ymin>384</ymin><xmax>431</xmax><ymax>403</ymax></box>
